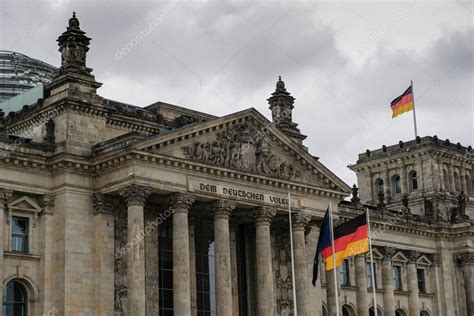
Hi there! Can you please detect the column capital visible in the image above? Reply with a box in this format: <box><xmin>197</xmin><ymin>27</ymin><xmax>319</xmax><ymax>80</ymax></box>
<box><xmin>292</xmin><ymin>212</ymin><xmax>311</xmax><ymax>230</ymax></box>
<box><xmin>431</xmin><ymin>254</ymin><xmax>440</xmax><ymax>267</ymax></box>
<box><xmin>119</xmin><ymin>184</ymin><xmax>152</xmax><ymax>206</ymax></box>
<box><xmin>0</xmin><ymin>188</ymin><xmax>13</xmax><ymax>207</ymax></box>
<box><xmin>169</xmin><ymin>192</ymin><xmax>196</xmax><ymax>212</ymax></box>
<box><xmin>213</xmin><ymin>199</ymin><xmax>236</xmax><ymax>219</ymax></box>
<box><xmin>407</xmin><ymin>250</ymin><xmax>421</xmax><ymax>263</ymax></box>
<box><xmin>254</xmin><ymin>206</ymin><xmax>276</xmax><ymax>225</ymax></box>
<box><xmin>382</xmin><ymin>247</ymin><xmax>397</xmax><ymax>261</ymax></box>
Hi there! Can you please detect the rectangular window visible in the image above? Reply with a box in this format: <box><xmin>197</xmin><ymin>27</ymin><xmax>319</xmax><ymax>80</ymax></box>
<box><xmin>339</xmin><ymin>259</ymin><xmax>350</xmax><ymax>286</ymax></box>
<box><xmin>392</xmin><ymin>266</ymin><xmax>402</xmax><ymax>291</ymax></box>
<box><xmin>417</xmin><ymin>269</ymin><xmax>426</xmax><ymax>293</ymax></box>
<box><xmin>158</xmin><ymin>217</ymin><xmax>173</xmax><ymax>316</ymax></box>
<box><xmin>11</xmin><ymin>217</ymin><xmax>28</xmax><ymax>252</ymax></box>
<box><xmin>367</xmin><ymin>262</ymin><xmax>376</xmax><ymax>289</ymax></box>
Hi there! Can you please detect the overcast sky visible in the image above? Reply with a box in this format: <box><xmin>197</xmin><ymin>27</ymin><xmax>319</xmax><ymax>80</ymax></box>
<box><xmin>1</xmin><ymin>0</ymin><xmax>472</xmax><ymax>186</ymax></box>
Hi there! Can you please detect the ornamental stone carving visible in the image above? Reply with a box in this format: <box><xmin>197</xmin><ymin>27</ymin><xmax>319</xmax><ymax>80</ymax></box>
<box><xmin>212</xmin><ymin>199</ymin><xmax>236</xmax><ymax>219</ymax></box>
<box><xmin>254</xmin><ymin>206</ymin><xmax>276</xmax><ymax>225</ymax></box>
<box><xmin>408</xmin><ymin>250</ymin><xmax>421</xmax><ymax>263</ymax></box>
<box><xmin>92</xmin><ymin>193</ymin><xmax>113</xmax><ymax>215</ymax></box>
<box><xmin>114</xmin><ymin>204</ymin><xmax>128</xmax><ymax>315</ymax></box>
<box><xmin>39</xmin><ymin>194</ymin><xmax>55</xmax><ymax>215</ymax></box>
<box><xmin>119</xmin><ymin>185</ymin><xmax>152</xmax><ymax>206</ymax></box>
<box><xmin>383</xmin><ymin>247</ymin><xmax>397</xmax><ymax>261</ymax></box>
<box><xmin>0</xmin><ymin>188</ymin><xmax>13</xmax><ymax>207</ymax></box>
<box><xmin>169</xmin><ymin>192</ymin><xmax>196</xmax><ymax>212</ymax></box>
<box><xmin>273</xmin><ymin>227</ymin><xmax>294</xmax><ymax>314</ymax></box>
<box><xmin>181</xmin><ymin>122</ymin><xmax>301</xmax><ymax>181</ymax></box>
<box><xmin>292</xmin><ymin>212</ymin><xmax>311</xmax><ymax>230</ymax></box>
<box><xmin>455</xmin><ymin>253</ymin><xmax>474</xmax><ymax>267</ymax></box>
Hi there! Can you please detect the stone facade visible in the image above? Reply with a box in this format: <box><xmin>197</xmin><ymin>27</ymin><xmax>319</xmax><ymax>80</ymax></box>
<box><xmin>0</xmin><ymin>12</ymin><xmax>472</xmax><ymax>316</ymax></box>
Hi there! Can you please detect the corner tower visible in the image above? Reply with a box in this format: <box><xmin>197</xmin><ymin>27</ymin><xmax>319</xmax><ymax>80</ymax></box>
<box><xmin>267</xmin><ymin>76</ymin><xmax>306</xmax><ymax>145</ymax></box>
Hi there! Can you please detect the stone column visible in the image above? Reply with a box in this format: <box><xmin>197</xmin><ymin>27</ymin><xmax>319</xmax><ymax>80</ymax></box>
<box><xmin>119</xmin><ymin>185</ymin><xmax>152</xmax><ymax>316</ymax></box>
<box><xmin>213</xmin><ymin>200</ymin><xmax>236</xmax><ymax>316</ymax></box>
<box><xmin>381</xmin><ymin>247</ymin><xmax>396</xmax><ymax>316</ymax></box>
<box><xmin>307</xmin><ymin>224</ymin><xmax>322</xmax><ymax>316</ymax></box>
<box><xmin>407</xmin><ymin>251</ymin><xmax>420</xmax><ymax>316</ymax></box>
<box><xmin>292</xmin><ymin>213</ymin><xmax>311</xmax><ymax>316</ymax></box>
<box><xmin>460</xmin><ymin>168</ymin><xmax>468</xmax><ymax>193</ymax></box>
<box><xmin>0</xmin><ymin>189</ymin><xmax>13</xmax><ymax>294</ymax></box>
<box><xmin>401</xmin><ymin>163</ymin><xmax>408</xmax><ymax>194</ymax></box>
<box><xmin>189</xmin><ymin>216</ymin><xmax>198</xmax><ymax>316</ymax></box>
<box><xmin>448</xmin><ymin>163</ymin><xmax>455</xmax><ymax>192</ymax></box>
<box><xmin>355</xmin><ymin>254</ymin><xmax>369</xmax><ymax>316</ymax></box>
<box><xmin>254</xmin><ymin>206</ymin><xmax>276</xmax><ymax>316</ymax></box>
<box><xmin>326</xmin><ymin>268</ymin><xmax>340</xmax><ymax>316</ymax></box>
<box><xmin>383</xmin><ymin>164</ymin><xmax>391</xmax><ymax>198</ymax></box>
<box><xmin>430</xmin><ymin>255</ymin><xmax>442</xmax><ymax>316</ymax></box>
<box><xmin>458</xmin><ymin>253</ymin><xmax>474</xmax><ymax>316</ymax></box>
<box><xmin>169</xmin><ymin>192</ymin><xmax>195</xmax><ymax>315</ymax></box>
<box><xmin>229</xmin><ymin>222</ymin><xmax>240</xmax><ymax>316</ymax></box>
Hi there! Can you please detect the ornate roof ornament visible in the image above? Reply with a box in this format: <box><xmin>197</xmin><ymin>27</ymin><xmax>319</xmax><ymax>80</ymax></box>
<box><xmin>267</xmin><ymin>76</ymin><xmax>306</xmax><ymax>144</ymax></box>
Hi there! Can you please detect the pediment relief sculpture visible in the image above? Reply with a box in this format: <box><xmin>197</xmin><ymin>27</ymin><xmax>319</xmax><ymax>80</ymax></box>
<box><xmin>181</xmin><ymin>122</ymin><xmax>302</xmax><ymax>181</ymax></box>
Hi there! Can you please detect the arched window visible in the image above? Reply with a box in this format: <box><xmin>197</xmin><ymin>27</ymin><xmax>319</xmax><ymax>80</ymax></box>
<box><xmin>409</xmin><ymin>170</ymin><xmax>418</xmax><ymax>191</ymax></box>
<box><xmin>392</xmin><ymin>175</ymin><xmax>401</xmax><ymax>194</ymax></box>
<box><xmin>369</xmin><ymin>307</ymin><xmax>383</xmax><ymax>316</ymax></box>
<box><xmin>395</xmin><ymin>309</ymin><xmax>407</xmax><ymax>316</ymax></box>
<box><xmin>375</xmin><ymin>178</ymin><xmax>384</xmax><ymax>195</ymax></box>
<box><xmin>454</xmin><ymin>172</ymin><xmax>461</xmax><ymax>191</ymax></box>
<box><xmin>466</xmin><ymin>175</ymin><xmax>472</xmax><ymax>195</ymax></box>
<box><xmin>342</xmin><ymin>304</ymin><xmax>355</xmax><ymax>316</ymax></box>
<box><xmin>420</xmin><ymin>311</ymin><xmax>430</xmax><ymax>316</ymax></box>
<box><xmin>2</xmin><ymin>280</ymin><xmax>28</xmax><ymax>316</ymax></box>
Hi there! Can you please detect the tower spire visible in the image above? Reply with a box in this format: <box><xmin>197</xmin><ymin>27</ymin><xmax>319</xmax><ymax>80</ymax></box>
<box><xmin>267</xmin><ymin>76</ymin><xmax>306</xmax><ymax>145</ymax></box>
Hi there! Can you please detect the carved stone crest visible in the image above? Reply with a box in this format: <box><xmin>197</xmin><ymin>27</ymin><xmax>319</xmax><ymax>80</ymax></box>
<box><xmin>181</xmin><ymin>122</ymin><xmax>301</xmax><ymax>180</ymax></box>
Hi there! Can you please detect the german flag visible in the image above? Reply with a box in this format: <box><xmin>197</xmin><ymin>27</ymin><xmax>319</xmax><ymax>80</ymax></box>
<box><xmin>390</xmin><ymin>84</ymin><xmax>414</xmax><ymax>118</ymax></box>
<box><xmin>322</xmin><ymin>213</ymin><xmax>369</xmax><ymax>271</ymax></box>
<box><xmin>312</xmin><ymin>211</ymin><xmax>369</xmax><ymax>285</ymax></box>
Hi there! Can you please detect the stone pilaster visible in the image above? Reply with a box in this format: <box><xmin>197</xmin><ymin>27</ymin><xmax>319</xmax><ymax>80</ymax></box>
<box><xmin>119</xmin><ymin>184</ymin><xmax>152</xmax><ymax>316</ymax></box>
<box><xmin>169</xmin><ymin>192</ymin><xmax>195</xmax><ymax>315</ymax></box>
<box><xmin>39</xmin><ymin>194</ymin><xmax>55</xmax><ymax>314</ymax></box>
<box><xmin>407</xmin><ymin>251</ymin><xmax>420</xmax><ymax>316</ymax></box>
<box><xmin>0</xmin><ymin>188</ymin><xmax>12</xmax><ymax>297</ymax></box>
<box><xmin>383</xmin><ymin>164</ymin><xmax>391</xmax><ymax>198</ymax></box>
<box><xmin>145</xmin><ymin>207</ymin><xmax>159</xmax><ymax>315</ymax></box>
<box><xmin>430</xmin><ymin>255</ymin><xmax>442</xmax><ymax>316</ymax></box>
<box><xmin>448</xmin><ymin>163</ymin><xmax>455</xmax><ymax>192</ymax></box>
<box><xmin>213</xmin><ymin>200</ymin><xmax>236</xmax><ymax>316</ymax></box>
<box><xmin>92</xmin><ymin>193</ymin><xmax>115</xmax><ymax>315</ymax></box>
<box><xmin>254</xmin><ymin>206</ymin><xmax>276</xmax><ymax>316</ymax></box>
<box><xmin>306</xmin><ymin>224</ymin><xmax>322</xmax><ymax>316</ymax></box>
<box><xmin>292</xmin><ymin>212</ymin><xmax>311</xmax><ymax>316</ymax></box>
<box><xmin>355</xmin><ymin>254</ymin><xmax>369</xmax><ymax>316</ymax></box>
<box><xmin>381</xmin><ymin>247</ymin><xmax>396</xmax><ymax>316</ymax></box>
<box><xmin>457</xmin><ymin>253</ymin><xmax>474</xmax><ymax>315</ymax></box>
<box><xmin>229</xmin><ymin>221</ymin><xmax>239</xmax><ymax>316</ymax></box>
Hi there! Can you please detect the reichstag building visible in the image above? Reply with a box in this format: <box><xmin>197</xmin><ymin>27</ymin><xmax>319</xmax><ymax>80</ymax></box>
<box><xmin>0</xmin><ymin>13</ymin><xmax>472</xmax><ymax>316</ymax></box>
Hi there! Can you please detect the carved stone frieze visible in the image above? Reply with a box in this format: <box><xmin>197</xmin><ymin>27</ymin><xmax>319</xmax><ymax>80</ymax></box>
<box><xmin>39</xmin><ymin>194</ymin><xmax>55</xmax><ymax>215</ymax></box>
<box><xmin>181</xmin><ymin>122</ymin><xmax>301</xmax><ymax>181</ymax></box>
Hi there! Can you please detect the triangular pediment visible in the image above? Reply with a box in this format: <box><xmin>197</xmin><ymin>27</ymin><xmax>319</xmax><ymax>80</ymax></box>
<box><xmin>8</xmin><ymin>196</ymin><xmax>42</xmax><ymax>213</ymax></box>
<box><xmin>136</xmin><ymin>108</ymin><xmax>350</xmax><ymax>193</ymax></box>
<box><xmin>393</xmin><ymin>252</ymin><xmax>408</xmax><ymax>263</ymax></box>
<box><xmin>417</xmin><ymin>255</ymin><xmax>432</xmax><ymax>266</ymax></box>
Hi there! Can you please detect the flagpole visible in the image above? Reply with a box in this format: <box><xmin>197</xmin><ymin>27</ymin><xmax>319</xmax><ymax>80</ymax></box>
<box><xmin>411</xmin><ymin>80</ymin><xmax>418</xmax><ymax>138</ymax></box>
<box><xmin>328</xmin><ymin>201</ymin><xmax>341</xmax><ymax>316</ymax></box>
<box><xmin>288</xmin><ymin>192</ymin><xmax>298</xmax><ymax>316</ymax></box>
<box><xmin>366</xmin><ymin>207</ymin><xmax>378</xmax><ymax>316</ymax></box>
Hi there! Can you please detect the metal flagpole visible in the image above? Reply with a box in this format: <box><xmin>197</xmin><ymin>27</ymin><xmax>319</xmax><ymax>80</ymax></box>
<box><xmin>411</xmin><ymin>80</ymin><xmax>418</xmax><ymax>138</ymax></box>
<box><xmin>288</xmin><ymin>192</ymin><xmax>298</xmax><ymax>316</ymax></box>
<box><xmin>366</xmin><ymin>207</ymin><xmax>378</xmax><ymax>316</ymax></box>
<box><xmin>328</xmin><ymin>201</ymin><xmax>341</xmax><ymax>316</ymax></box>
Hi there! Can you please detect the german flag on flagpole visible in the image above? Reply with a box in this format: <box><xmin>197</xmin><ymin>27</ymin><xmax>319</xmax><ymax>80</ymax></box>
<box><xmin>390</xmin><ymin>83</ymin><xmax>414</xmax><ymax>119</ymax></box>
<box><xmin>322</xmin><ymin>213</ymin><xmax>369</xmax><ymax>271</ymax></box>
